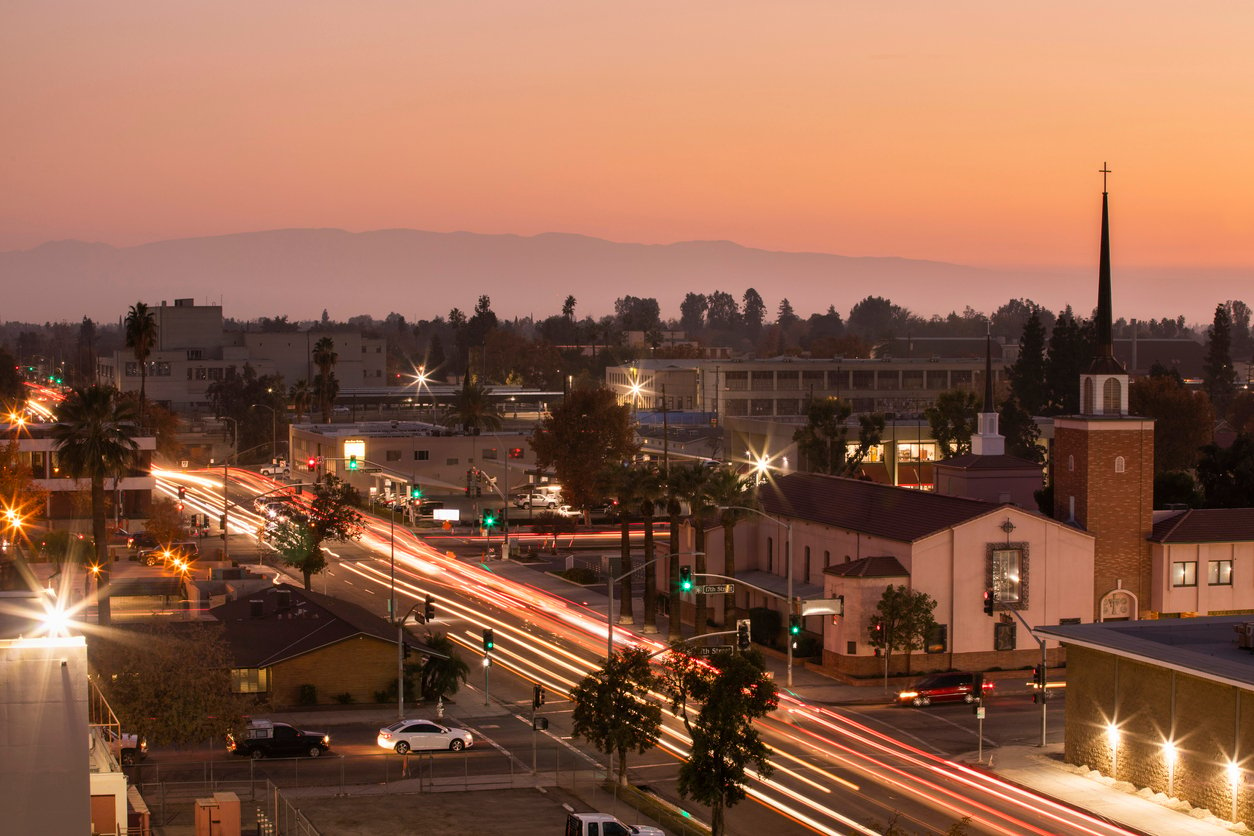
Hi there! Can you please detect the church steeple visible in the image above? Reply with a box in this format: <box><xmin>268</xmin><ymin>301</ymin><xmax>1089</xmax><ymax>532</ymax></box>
<box><xmin>971</xmin><ymin>330</ymin><xmax>1005</xmax><ymax>456</ymax></box>
<box><xmin>1080</xmin><ymin>164</ymin><xmax>1129</xmax><ymax>415</ymax></box>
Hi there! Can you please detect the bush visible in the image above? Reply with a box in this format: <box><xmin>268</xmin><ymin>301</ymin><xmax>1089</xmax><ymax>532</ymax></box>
<box><xmin>334</xmin><ymin>692</ymin><xmax>355</xmax><ymax>705</ymax></box>
<box><xmin>373</xmin><ymin>690</ymin><xmax>390</xmax><ymax>704</ymax></box>
<box><xmin>557</xmin><ymin>566</ymin><xmax>599</xmax><ymax>585</ymax></box>
<box><xmin>298</xmin><ymin>684</ymin><xmax>317</xmax><ymax>706</ymax></box>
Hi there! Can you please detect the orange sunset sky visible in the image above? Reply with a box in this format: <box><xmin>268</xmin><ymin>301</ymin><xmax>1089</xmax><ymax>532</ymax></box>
<box><xmin>3</xmin><ymin>2</ymin><xmax>1253</xmax><ymax>315</ymax></box>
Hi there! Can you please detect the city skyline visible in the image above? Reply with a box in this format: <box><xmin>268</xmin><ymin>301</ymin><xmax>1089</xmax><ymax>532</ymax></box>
<box><xmin>4</xmin><ymin>3</ymin><xmax>1254</xmax><ymax>323</ymax></box>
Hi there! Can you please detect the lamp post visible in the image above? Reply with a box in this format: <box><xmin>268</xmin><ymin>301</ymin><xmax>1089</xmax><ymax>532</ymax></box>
<box><xmin>221</xmin><ymin>417</ymin><xmax>238</xmax><ymax>563</ymax></box>
<box><xmin>251</xmin><ymin>403</ymin><xmax>279</xmax><ymax>461</ymax></box>
<box><xmin>720</xmin><ymin>505</ymin><xmax>794</xmax><ymax>687</ymax></box>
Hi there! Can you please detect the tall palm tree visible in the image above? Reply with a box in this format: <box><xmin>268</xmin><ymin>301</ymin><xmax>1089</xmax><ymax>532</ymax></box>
<box><xmin>312</xmin><ymin>337</ymin><xmax>338</xmax><ymax>423</ymax></box>
<box><xmin>289</xmin><ymin>379</ymin><xmax>312</xmax><ymax>422</ymax></box>
<box><xmin>673</xmin><ymin>463</ymin><xmax>715</xmax><ymax>632</ymax></box>
<box><xmin>52</xmin><ymin>385</ymin><xmax>140</xmax><ymax>627</ymax></box>
<box><xmin>707</xmin><ymin>467</ymin><xmax>755</xmax><ymax>622</ymax></box>
<box><xmin>443</xmin><ymin>375</ymin><xmax>503</xmax><ymax>434</ymax></box>
<box><xmin>605</xmin><ymin>465</ymin><xmax>647</xmax><ymax>625</ymax></box>
<box><xmin>124</xmin><ymin>302</ymin><xmax>157</xmax><ymax>416</ymax></box>
<box><xmin>631</xmin><ymin>464</ymin><xmax>665</xmax><ymax>634</ymax></box>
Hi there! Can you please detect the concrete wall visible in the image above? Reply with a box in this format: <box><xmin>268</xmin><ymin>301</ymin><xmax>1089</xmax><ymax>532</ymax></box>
<box><xmin>1064</xmin><ymin>645</ymin><xmax>1254</xmax><ymax>824</ymax></box>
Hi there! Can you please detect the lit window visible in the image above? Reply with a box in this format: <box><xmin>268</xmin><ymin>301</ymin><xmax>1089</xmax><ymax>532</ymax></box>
<box><xmin>1172</xmin><ymin>561</ymin><xmax>1198</xmax><ymax>587</ymax></box>
<box><xmin>230</xmin><ymin>668</ymin><xmax>270</xmax><ymax>694</ymax></box>
<box><xmin>990</xmin><ymin>547</ymin><xmax>1023</xmax><ymax>604</ymax></box>
<box><xmin>1208</xmin><ymin>560</ymin><xmax>1233</xmax><ymax>586</ymax></box>
<box><xmin>1115</xmin><ymin>456</ymin><xmax>1126</xmax><ymax>473</ymax></box>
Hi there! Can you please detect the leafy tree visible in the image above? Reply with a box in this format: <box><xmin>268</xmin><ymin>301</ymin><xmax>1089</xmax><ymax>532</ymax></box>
<box><xmin>991</xmin><ymin>298</ymin><xmax>1054</xmax><ymax>342</ymax></box>
<box><xmin>1043</xmin><ymin>311</ymin><xmax>1091</xmax><ymax>414</ymax></box>
<box><xmin>0</xmin><ymin>346</ymin><xmax>25</xmax><ymax>408</ymax></box>
<box><xmin>312</xmin><ymin>336</ymin><xmax>338</xmax><ymax>423</ymax></box>
<box><xmin>792</xmin><ymin>397</ymin><xmax>884</xmax><ymax>476</ymax></box>
<box><xmin>89</xmin><ymin>621</ymin><xmax>248</xmax><ymax>746</ymax></box>
<box><xmin>1229</xmin><ymin>299</ymin><xmax>1252</xmax><ymax>360</ymax></box>
<box><xmin>562</xmin><ymin>295</ymin><xmax>577</xmax><ymax>320</ymax></box>
<box><xmin>443</xmin><ymin>375</ymin><xmax>503</xmax><ymax>434</ymax></box>
<box><xmin>427</xmin><ymin>332</ymin><xmax>448</xmax><ymax>381</ymax></box>
<box><xmin>847</xmin><ymin>295</ymin><xmax>911</xmax><ymax>342</ymax></box>
<box><xmin>1007</xmin><ymin>310</ymin><xmax>1048</xmax><ymax>414</ymax></box>
<box><xmin>1197</xmin><ymin>434</ymin><xmax>1254</xmax><ymax>508</ymax></box>
<box><xmin>925</xmin><ymin>390</ymin><xmax>979</xmax><ymax>457</ymax></box>
<box><xmin>805</xmin><ymin>306</ymin><xmax>846</xmax><ymax>345</ymax></box>
<box><xmin>569</xmin><ymin>647</ymin><xmax>663</xmax><ymax>786</ymax></box>
<box><xmin>1232</xmin><ymin>391</ymin><xmax>1254</xmax><ymax>436</ymax></box>
<box><xmin>741</xmin><ymin>288</ymin><xmax>766</xmax><ymax>335</ymax></box>
<box><xmin>531</xmin><ymin>386</ymin><xmax>636</xmax><ymax>515</ymax></box>
<box><xmin>675</xmin><ymin>649</ymin><xmax>778</xmax><ymax>835</ymax></box>
<box><xmin>1130</xmin><ymin>374</ymin><xmax>1214</xmax><ymax>473</ymax></box>
<box><xmin>74</xmin><ymin>317</ymin><xmax>97</xmax><ymax>388</ymax></box>
<box><xmin>998</xmin><ymin>398</ymin><xmax>1045</xmax><ymax>465</ymax></box>
<box><xmin>1204</xmin><ymin>302</ymin><xmax>1238</xmax><ymax>418</ymax></box>
<box><xmin>866</xmin><ymin>584</ymin><xmax>938</xmax><ymax>676</ymax></box>
<box><xmin>458</xmin><ymin>294</ymin><xmax>499</xmax><ymax>361</ymax></box>
<box><xmin>205</xmin><ymin>364</ymin><xmax>287</xmax><ymax>461</ymax></box>
<box><xmin>705</xmin><ymin>291</ymin><xmax>740</xmax><ymax>330</ymax></box>
<box><xmin>418</xmin><ymin>632</ymin><xmax>470</xmax><ymax>702</ymax></box>
<box><xmin>679</xmin><ymin>293</ymin><xmax>708</xmax><ymax>333</ymax></box>
<box><xmin>269</xmin><ymin>474</ymin><xmax>364</xmax><ymax>589</ymax></box>
<box><xmin>144</xmin><ymin>497</ymin><xmax>188</xmax><ymax>546</ymax></box>
<box><xmin>124</xmin><ymin>301</ymin><xmax>158</xmax><ymax>414</ymax></box>
<box><xmin>614</xmin><ymin>296</ymin><xmax>662</xmax><ymax>332</ymax></box>
<box><xmin>51</xmin><ymin>385</ymin><xmax>141</xmax><ymax>626</ymax></box>
<box><xmin>1155</xmin><ymin>471</ymin><xmax>1204</xmax><ymax>509</ymax></box>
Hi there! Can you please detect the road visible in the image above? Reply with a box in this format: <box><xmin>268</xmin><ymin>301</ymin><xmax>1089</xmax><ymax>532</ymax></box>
<box><xmin>157</xmin><ymin>467</ymin><xmax>1141</xmax><ymax>836</ymax></box>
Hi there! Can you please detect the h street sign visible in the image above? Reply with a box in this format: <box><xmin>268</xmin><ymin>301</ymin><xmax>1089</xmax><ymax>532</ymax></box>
<box><xmin>700</xmin><ymin>584</ymin><xmax>735</xmax><ymax>594</ymax></box>
<box><xmin>696</xmin><ymin>645</ymin><xmax>735</xmax><ymax>656</ymax></box>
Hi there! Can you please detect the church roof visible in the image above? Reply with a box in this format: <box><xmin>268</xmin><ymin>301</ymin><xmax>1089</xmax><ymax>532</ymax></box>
<box><xmin>1150</xmin><ymin>508</ymin><xmax>1254</xmax><ymax>544</ymax></box>
<box><xmin>759</xmin><ymin>472</ymin><xmax>1001</xmax><ymax>543</ymax></box>
<box><xmin>935</xmin><ymin>453</ymin><xmax>1043</xmax><ymax>472</ymax></box>
<box><xmin>825</xmin><ymin>555</ymin><xmax>908</xmax><ymax>578</ymax></box>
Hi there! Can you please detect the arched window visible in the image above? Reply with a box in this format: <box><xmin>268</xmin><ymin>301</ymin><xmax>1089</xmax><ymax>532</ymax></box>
<box><xmin>1115</xmin><ymin>455</ymin><xmax>1126</xmax><ymax>473</ymax></box>
<box><xmin>1068</xmin><ymin>455</ymin><xmax>1074</xmax><ymax>472</ymax></box>
<box><xmin>1082</xmin><ymin>377</ymin><xmax>1095</xmax><ymax>413</ymax></box>
<box><xmin>1103</xmin><ymin>378</ymin><xmax>1122</xmax><ymax>413</ymax></box>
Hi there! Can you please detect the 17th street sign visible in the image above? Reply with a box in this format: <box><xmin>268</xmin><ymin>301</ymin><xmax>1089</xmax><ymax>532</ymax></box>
<box><xmin>700</xmin><ymin>584</ymin><xmax>735</xmax><ymax>594</ymax></box>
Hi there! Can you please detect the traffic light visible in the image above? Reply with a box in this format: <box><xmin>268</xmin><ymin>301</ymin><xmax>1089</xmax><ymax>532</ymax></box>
<box><xmin>679</xmin><ymin>566</ymin><xmax>693</xmax><ymax>592</ymax></box>
<box><xmin>347</xmin><ymin>455</ymin><xmax>358</xmax><ymax>470</ymax></box>
<box><xmin>482</xmin><ymin>511</ymin><xmax>497</xmax><ymax>529</ymax></box>
<box><xmin>983</xmin><ymin>589</ymin><xmax>996</xmax><ymax>617</ymax></box>
<box><xmin>423</xmin><ymin>594</ymin><xmax>435</xmax><ymax>622</ymax></box>
<box><xmin>533</xmin><ymin>684</ymin><xmax>545</xmax><ymax>709</ymax></box>
<box><xmin>175</xmin><ymin>502</ymin><xmax>184</xmax><ymax>513</ymax></box>
<box><xmin>736</xmin><ymin>619</ymin><xmax>751</xmax><ymax>651</ymax></box>
<box><xmin>307</xmin><ymin>456</ymin><xmax>317</xmax><ymax>472</ymax></box>
<box><xmin>411</xmin><ymin>485</ymin><xmax>422</xmax><ymax>499</ymax></box>
<box><xmin>219</xmin><ymin>513</ymin><xmax>227</xmax><ymax>531</ymax></box>
<box><xmin>789</xmin><ymin>614</ymin><xmax>801</xmax><ymax>636</ymax></box>
<box><xmin>1033</xmin><ymin>665</ymin><xmax>1046</xmax><ymax>688</ymax></box>
<box><xmin>177</xmin><ymin>486</ymin><xmax>186</xmax><ymax>501</ymax></box>
<box><xmin>482</xmin><ymin>628</ymin><xmax>494</xmax><ymax>652</ymax></box>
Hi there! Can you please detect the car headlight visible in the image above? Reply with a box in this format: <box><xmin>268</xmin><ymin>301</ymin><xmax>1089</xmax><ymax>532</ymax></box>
<box><xmin>322</xmin><ymin>735</ymin><xmax>330</xmax><ymax>745</ymax></box>
<box><xmin>898</xmin><ymin>691</ymin><xmax>918</xmax><ymax>699</ymax></box>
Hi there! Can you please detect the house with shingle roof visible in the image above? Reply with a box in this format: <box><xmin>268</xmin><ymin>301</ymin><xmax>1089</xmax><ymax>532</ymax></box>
<box><xmin>212</xmin><ymin>583</ymin><xmax>437</xmax><ymax>708</ymax></box>
<box><xmin>697</xmin><ymin>471</ymin><xmax>1094</xmax><ymax>678</ymax></box>
<box><xmin>1149</xmin><ymin>508</ymin><xmax>1254</xmax><ymax>617</ymax></box>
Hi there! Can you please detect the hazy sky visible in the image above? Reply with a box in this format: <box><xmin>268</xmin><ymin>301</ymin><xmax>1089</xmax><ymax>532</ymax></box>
<box><xmin>4</xmin><ymin>3</ymin><xmax>1254</xmax><ymax>276</ymax></box>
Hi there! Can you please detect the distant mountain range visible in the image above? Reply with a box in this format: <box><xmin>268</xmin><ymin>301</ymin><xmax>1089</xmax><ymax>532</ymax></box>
<box><xmin>0</xmin><ymin>228</ymin><xmax>1236</xmax><ymax>326</ymax></box>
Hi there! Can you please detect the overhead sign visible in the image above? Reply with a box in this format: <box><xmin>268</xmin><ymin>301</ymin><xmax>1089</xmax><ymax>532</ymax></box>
<box><xmin>700</xmin><ymin>584</ymin><xmax>735</xmax><ymax>594</ymax></box>
<box><xmin>433</xmin><ymin>509</ymin><xmax>460</xmax><ymax>521</ymax></box>
<box><xmin>802</xmin><ymin>596</ymin><xmax>845</xmax><ymax>617</ymax></box>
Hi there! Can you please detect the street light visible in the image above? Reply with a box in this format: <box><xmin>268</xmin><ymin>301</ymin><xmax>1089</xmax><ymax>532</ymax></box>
<box><xmin>606</xmin><ymin>553</ymin><xmax>702</xmax><ymax>663</ymax></box>
<box><xmin>719</xmin><ymin>505</ymin><xmax>794</xmax><ymax>687</ymax></box>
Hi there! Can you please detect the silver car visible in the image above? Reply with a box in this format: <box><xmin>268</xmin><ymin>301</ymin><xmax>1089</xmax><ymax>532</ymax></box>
<box><xmin>376</xmin><ymin>719</ymin><xmax>473</xmax><ymax>754</ymax></box>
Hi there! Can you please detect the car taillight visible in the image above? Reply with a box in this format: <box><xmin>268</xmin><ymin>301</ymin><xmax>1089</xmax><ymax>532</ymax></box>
<box><xmin>380</xmin><ymin>732</ymin><xmax>391</xmax><ymax>740</ymax></box>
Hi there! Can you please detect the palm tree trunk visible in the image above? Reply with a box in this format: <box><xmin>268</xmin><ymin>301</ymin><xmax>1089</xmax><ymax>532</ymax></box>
<box><xmin>722</xmin><ymin>518</ymin><xmax>739</xmax><ymax>622</ymax></box>
<box><xmin>667</xmin><ymin>508</ymin><xmax>681</xmax><ymax>641</ymax></box>
<box><xmin>694</xmin><ymin>523</ymin><xmax>709</xmax><ymax>630</ymax></box>
<box><xmin>618</xmin><ymin>517</ymin><xmax>633</xmax><ymax>624</ymax></box>
<box><xmin>91</xmin><ymin>475</ymin><xmax>111</xmax><ymax>627</ymax></box>
<box><xmin>642</xmin><ymin>510</ymin><xmax>657</xmax><ymax>634</ymax></box>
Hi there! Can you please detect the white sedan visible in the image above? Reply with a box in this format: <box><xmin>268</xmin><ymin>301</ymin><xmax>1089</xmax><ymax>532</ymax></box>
<box><xmin>377</xmin><ymin>719</ymin><xmax>474</xmax><ymax>754</ymax></box>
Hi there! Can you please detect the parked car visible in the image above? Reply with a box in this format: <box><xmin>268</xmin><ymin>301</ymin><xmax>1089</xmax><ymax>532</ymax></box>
<box><xmin>227</xmin><ymin>720</ymin><xmax>331</xmax><ymax>759</ymax></box>
<box><xmin>896</xmin><ymin>672</ymin><xmax>993</xmax><ymax>707</ymax></box>
<box><xmin>566</xmin><ymin>812</ymin><xmax>664</xmax><ymax>836</ymax></box>
<box><xmin>513</xmin><ymin>492</ymin><xmax>560</xmax><ymax>509</ymax></box>
<box><xmin>259</xmin><ymin>460</ymin><xmax>290</xmax><ymax>477</ymax></box>
<box><xmin>550</xmin><ymin>505</ymin><xmax>581</xmax><ymax>519</ymax></box>
<box><xmin>127</xmin><ymin>531</ymin><xmax>158</xmax><ymax>551</ymax></box>
<box><xmin>376</xmin><ymin>719</ymin><xmax>474</xmax><ymax>754</ymax></box>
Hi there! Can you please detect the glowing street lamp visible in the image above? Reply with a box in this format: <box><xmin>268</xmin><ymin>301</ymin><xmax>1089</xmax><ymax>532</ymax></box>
<box><xmin>1106</xmin><ymin>723</ymin><xmax>1120</xmax><ymax>778</ymax></box>
<box><xmin>1163</xmin><ymin>740</ymin><xmax>1177</xmax><ymax>797</ymax></box>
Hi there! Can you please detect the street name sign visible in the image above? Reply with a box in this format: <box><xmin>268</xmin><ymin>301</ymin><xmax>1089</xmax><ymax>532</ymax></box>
<box><xmin>696</xmin><ymin>645</ymin><xmax>735</xmax><ymax>656</ymax></box>
<box><xmin>700</xmin><ymin>584</ymin><xmax>735</xmax><ymax>594</ymax></box>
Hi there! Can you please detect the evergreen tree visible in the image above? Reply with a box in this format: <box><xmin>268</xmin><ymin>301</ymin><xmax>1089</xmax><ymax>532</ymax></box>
<box><xmin>679</xmin><ymin>292</ymin><xmax>708</xmax><ymax>333</ymax></box>
<box><xmin>1197</xmin><ymin>434</ymin><xmax>1254</xmax><ymax>508</ymax></box>
<box><xmin>998</xmin><ymin>398</ymin><xmax>1045</xmax><ymax>465</ymax></box>
<box><xmin>925</xmin><ymin>390</ymin><xmax>979</xmax><ymax>456</ymax></box>
<box><xmin>741</xmin><ymin>288</ymin><xmax>766</xmax><ymax>335</ymax></box>
<box><xmin>776</xmin><ymin>298</ymin><xmax>800</xmax><ymax>327</ymax></box>
<box><xmin>1007</xmin><ymin>311</ymin><xmax>1048</xmax><ymax>414</ymax></box>
<box><xmin>1043</xmin><ymin>311</ymin><xmax>1091</xmax><ymax>414</ymax></box>
<box><xmin>1203</xmin><ymin>302</ymin><xmax>1237</xmax><ymax>418</ymax></box>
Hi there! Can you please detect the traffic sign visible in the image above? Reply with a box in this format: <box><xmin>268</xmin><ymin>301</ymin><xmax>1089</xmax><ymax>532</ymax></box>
<box><xmin>695</xmin><ymin>645</ymin><xmax>735</xmax><ymax>656</ymax></box>
<box><xmin>359</xmin><ymin>467</ymin><xmax>383</xmax><ymax>473</ymax></box>
<box><xmin>700</xmin><ymin>584</ymin><xmax>735</xmax><ymax>594</ymax></box>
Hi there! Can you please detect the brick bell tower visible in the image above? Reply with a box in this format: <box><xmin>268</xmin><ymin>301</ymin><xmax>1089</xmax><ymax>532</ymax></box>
<box><xmin>1052</xmin><ymin>165</ymin><xmax>1155</xmax><ymax>621</ymax></box>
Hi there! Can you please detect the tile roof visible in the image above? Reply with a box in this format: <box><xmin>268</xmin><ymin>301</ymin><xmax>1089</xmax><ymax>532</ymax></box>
<box><xmin>1149</xmin><ymin>508</ymin><xmax>1254</xmax><ymax>543</ymax></box>
<box><xmin>759</xmin><ymin>472</ymin><xmax>1001</xmax><ymax>543</ymax></box>
<box><xmin>210</xmin><ymin>583</ymin><xmax>416</xmax><ymax>667</ymax></box>
<box><xmin>824</xmin><ymin>555</ymin><xmax>908</xmax><ymax>578</ymax></box>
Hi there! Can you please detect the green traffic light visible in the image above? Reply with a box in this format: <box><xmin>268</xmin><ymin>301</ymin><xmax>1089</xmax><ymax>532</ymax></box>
<box><xmin>411</xmin><ymin>486</ymin><xmax>422</xmax><ymax>498</ymax></box>
<box><xmin>483</xmin><ymin>513</ymin><xmax>497</xmax><ymax>528</ymax></box>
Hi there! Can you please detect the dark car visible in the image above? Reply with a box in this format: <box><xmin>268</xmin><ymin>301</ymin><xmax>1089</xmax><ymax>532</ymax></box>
<box><xmin>896</xmin><ymin>672</ymin><xmax>994</xmax><ymax>707</ymax></box>
<box><xmin>227</xmin><ymin>720</ymin><xmax>331</xmax><ymax>759</ymax></box>
<box><xmin>127</xmin><ymin>531</ymin><xmax>158</xmax><ymax>551</ymax></box>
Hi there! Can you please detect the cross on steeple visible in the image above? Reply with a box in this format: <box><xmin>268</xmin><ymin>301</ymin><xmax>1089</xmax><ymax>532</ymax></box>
<box><xmin>1100</xmin><ymin>162</ymin><xmax>1111</xmax><ymax>193</ymax></box>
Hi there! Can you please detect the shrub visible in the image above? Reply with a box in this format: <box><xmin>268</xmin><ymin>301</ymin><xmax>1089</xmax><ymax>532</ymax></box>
<box><xmin>557</xmin><ymin>566</ymin><xmax>599</xmax><ymax>585</ymax></box>
<box><xmin>298</xmin><ymin>684</ymin><xmax>317</xmax><ymax>706</ymax></box>
<box><xmin>334</xmin><ymin>692</ymin><xmax>355</xmax><ymax>705</ymax></box>
<box><xmin>792</xmin><ymin>633</ymin><xmax>822</xmax><ymax>659</ymax></box>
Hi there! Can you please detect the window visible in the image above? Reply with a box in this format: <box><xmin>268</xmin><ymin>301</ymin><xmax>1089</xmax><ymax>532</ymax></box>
<box><xmin>446</xmin><ymin>457</ymin><xmax>459</xmax><ymax>466</ymax></box>
<box><xmin>846</xmin><ymin>641</ymin><xmax>857</xmax><ymax>655</ymax></box>
<box><xmin>1172</xmin><ymin>561</ymin><xmax>1198</xmax><ymax>587</ymax></box>
<box><xmin>1067</xmin><ymin>455</ymin><xmax>1074</xmax><ymax>472</ymax></box>
<box><xmin>231</xmin><ymin>668</ymin><xmax>270</xmax><ymax>694</ymax></box>
<box><xmin>124</xmin><ymin>361</ymin><xmax>139</xmax><ymax>377</ymax></box>
<box><xmin>482</xmin><ymin>448</ymin><xmax>498</xmax><ymax>460</ymax></box>
<box><xmin>1208</xmin><ymin>560</ymin><xmax>1233</xmax><ymax>586</ymax></box>
<box><xmin>1103</xmin><ymin>377</ymin><xmax>1121</xmax><ymax>413</ymax></box>
<box><xmin>993</xmin><ymin>621</ymin><xmax>1017</xmax><ymax>652</ymax></box>
<box><xmin>414</xmin><ymin>450</ymin><xmax>429</xmax><ymax>461</ymax></box>
<box><xmin>1114</xmin><ymin>456</ymin><xmax>1126</xmax><ymax>473</ymax></box>
<box><xmin>925</xmin><ymin>624</ymin><xmax>947</xmax><ymax>654</ymax></box>
<box><xmin>803</xmin><ymin>546</ymin><xmax>811</xmax><ymax>583</ymax></box>
<box><xmin>187</xmin><ymin>349</ymin><xmax>202</xmax><ymax>360</ymax></box>
<box><xmin>766</xmin><ymin>537</ymin><xmax>773</xmax><ymax>572</ymax></box>
<box><xmin>385</xmin><ymin>450</ymin><xmax>401</xmax><ymax>462</ymax></box>
<box><xmin>990</xmin><ymin>547</ymin><xmax>1024</xmax><ymax>604</ymax></box>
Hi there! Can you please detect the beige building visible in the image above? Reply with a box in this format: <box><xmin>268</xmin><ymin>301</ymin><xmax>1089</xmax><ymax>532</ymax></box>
<box><xmin>1149</xmin><ymin>508</ymin><xmax>1254</xmax><ymax>617</ymax></box>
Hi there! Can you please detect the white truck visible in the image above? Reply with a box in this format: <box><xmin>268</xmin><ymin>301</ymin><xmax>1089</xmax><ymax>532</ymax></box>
<box><xmin>564</xmin><ymin>813</ymin><xmax>664</xmax><ymax>836</ymax></box>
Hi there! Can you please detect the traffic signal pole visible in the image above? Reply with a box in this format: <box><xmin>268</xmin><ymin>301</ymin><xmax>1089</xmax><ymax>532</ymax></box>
<box><xmin>1003</xmin><ymin>605</ymin><xmax>1049</xmax><ymax>747</ymax></box>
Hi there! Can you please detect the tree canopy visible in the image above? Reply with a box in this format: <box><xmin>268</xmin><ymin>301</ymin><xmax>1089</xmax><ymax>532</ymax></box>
<box><xmin>569</xmin><ymin>647</ymin><xmax>663</xmax><ymax>786</ymax></box>
<box><xmin>867</xmin><ymin>584</ymin><xmax>939</xmax><ymax>676</ymax></box>
<box><xmin>530</xmin><ymin>386</ymin><xmax>636</xmax><ymax>511</ymax></box>
<box><xmin>268</xmin><ymin>475</ymin><xmax>364</xmax><ymax>589</ymax></box>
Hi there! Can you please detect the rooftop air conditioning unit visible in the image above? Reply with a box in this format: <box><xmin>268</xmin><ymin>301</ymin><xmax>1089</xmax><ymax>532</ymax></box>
<box><xmin>1235</xmin><ymin>622</ymin><xmax>1254</xmax><ymax>651</ymax></box>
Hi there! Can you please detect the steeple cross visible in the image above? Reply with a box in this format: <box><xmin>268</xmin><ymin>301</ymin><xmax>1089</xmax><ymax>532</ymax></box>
<box><xmin>1100</xmin><ymin>162</ymin><xmax>1111</xmax><ymax>192</ymax></box>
